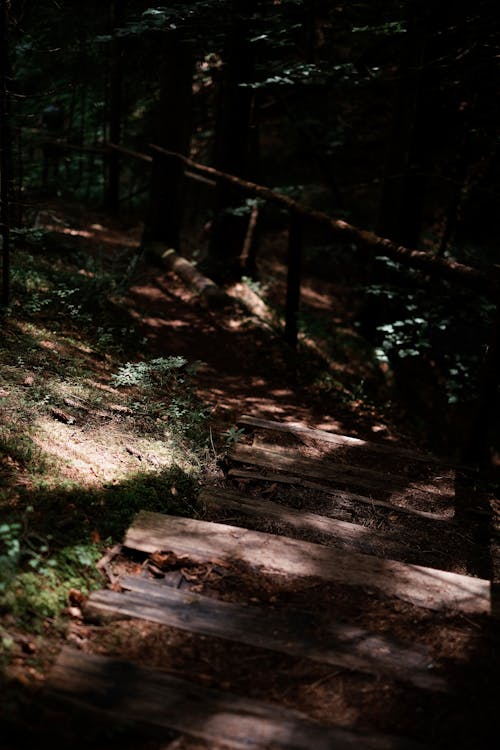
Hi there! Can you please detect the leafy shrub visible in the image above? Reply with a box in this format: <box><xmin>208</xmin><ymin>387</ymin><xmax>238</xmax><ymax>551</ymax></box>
<box><xmin>112</xmin><ymin>357</ymin><xmax>210</xmax><ymax>448</ymax></box>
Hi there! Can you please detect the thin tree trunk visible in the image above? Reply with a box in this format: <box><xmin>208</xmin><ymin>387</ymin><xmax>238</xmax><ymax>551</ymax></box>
<box><xmin>65</xmin><ymin>83</ymin><xmax>77</xmax><ymax>184</ymax></box>
<box><xmin>0</xmin><ymin>0</ymin><xmax>12</xmax><ymax>308</ymax></box>
<box><xmin>106</xmin><ymin>0</ymin><xmax>125</xmax><ymax>212</ymax></box>
<box><xmin>462</xmin><ymin>301</ymin><xmax>500</xmax><ymax>467</ymax></box>
<box><xmin>86</xmin><ymin>113</ymin><xmax>100</xmax><ymax>200</ymax></box>
<box><xmin>207</xmin><ymin>0</ymin><xmax>254</xmax><ymax>280</ymax></box>
<box><xmin>78</xmin><ymin>85</ymin><xmax>86</xmax><ymax>185</ymax></box>
<box><xmin>240</xmin><ymin>202</ymin><xmax>259</xmax><ymax>277</ymax></box>
<box><xmin>437</xmin><ymin>101</ymin><xmax>476</xmax><ymax>257</ymax></box>
<box><xmin>142</xmin><ymin>34</ymin><xmax>194</xmax><ymax>249</ymax></box>
<box><xmin>16</xmin><ymin>122</ymin><xmax>23</xmax><ymax>226</ymax></box>
<box><xmin>377</xmin><ymin>18</ymin><xmax>428</xmax><ymax>248</ymax></box>
<box><xmin>284</xmin><ymin>210</ymin><xmax>303</xmax><ymax>349</ymax></box>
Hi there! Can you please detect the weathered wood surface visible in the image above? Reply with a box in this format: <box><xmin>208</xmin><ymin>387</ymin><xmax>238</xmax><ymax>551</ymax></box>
<box><xmin>238</xmin><ymin>415</ymin><xmax>443</xmax><ymax>465</ymax></box>
<box><xmin>88</xmin><ymin>577</ymin><xmax>447</xmax><ymax>691</ymax></box>
<box><xmin>200</xmin><ymin>487</ymin><xmax>435</xmax><ymax>564</ymax></box>
<box><xmin>147</xmin><ymin>244</ymin><xmax>229</xmax><ymax>308</ymax></box>
<box><xmin>124</xmin><ymin>512</ymin><xmax>491</xmax><ymax>614</ymax></box>
<box><xmin>47</xmin><ymin>647</ymin><xmax>425</xmax><ymax>750</ymax></box>
<box><xmin>230</xmin><ymin>443</ymin><xmax>452</xmax><ymax>506</ymax></box>
<box><xmin>227</xmin><ymin>468</ymin><xmax>454</xmax><ymax>522</ymax></box>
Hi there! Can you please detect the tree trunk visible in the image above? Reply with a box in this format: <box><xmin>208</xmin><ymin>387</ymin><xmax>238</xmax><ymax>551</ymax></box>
<box><xmin>105</xmin><ymin>0</ymin><xmax>125</xmax><ymax>212</ymax></box>
<box><xmin>78</xmin><ymin>84</ymin><xmax>86</xmax><ymax>185</ymax></box>
<box><xmin>0</xmin><ymin>0</ymin><xmax>12</xmax><ymax>308</ymax></box>
<box><xmin>142</xmin><ymin>34</ymin><xmax>193</xmax><ymax>249</ymax></box>
<box><xmin>377</xmin><ymin>17</ymin><xmax>429</xmax><ymax>249</ymax></box>
<box><xmin>207</xmin><ymin>0</ymin><xmax>255</xmax><ymax>281</ymax></box>
<box><xmin>463</xmin><ymin>301</ymin><xmax>500</xmax><ymax>467</ymax></box>
<box><xmin>284</xmin><ymin>211</ymin><xmax>303</xmax><ymax>349</ymax></box>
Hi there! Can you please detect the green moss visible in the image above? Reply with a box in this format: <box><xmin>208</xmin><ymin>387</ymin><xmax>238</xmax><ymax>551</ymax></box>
<box><xmin>0</xmin><ymin>544</ymin><xmax>102</xmax><ymax>630</ymax></box>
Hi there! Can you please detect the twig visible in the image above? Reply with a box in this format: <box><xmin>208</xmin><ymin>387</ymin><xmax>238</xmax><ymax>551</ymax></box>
<box><xmin>96</xmin><ymin>543</ymin><xmax>122</xmax><ymax>571</ymax></box>
<box><xmin>307</xmin><ymin>670</ymin><xmax>344</xmax><ymax>690</ymax></box>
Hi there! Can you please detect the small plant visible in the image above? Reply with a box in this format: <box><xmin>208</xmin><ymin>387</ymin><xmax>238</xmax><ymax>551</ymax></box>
<box><xmin>222</xmin><ymin>426</ymin><xmax>246</xmax><ymax>446</ymax></box>
<box><xmin>0</xmin><ymin>522</ymin><xmax>22</xmax><ymax>593</ymax></box>
<box><xmin>0</xmin><ymin>430</ymin><xmax>47</xmax><ymax>474</ymax></box>
<box><xmin>112</xmin><ymin>356</ymin><xmax>210</xmax><ymax>450</ymax></box>
<box><xmin>111</xmin><ymin>356</ymin><xmax>189</xmax><ymax>389</ymax></box>
<box><xmin>0</xmin><ymin>531</ymin><xmax>102</xmax><ymax>629</ymax></box>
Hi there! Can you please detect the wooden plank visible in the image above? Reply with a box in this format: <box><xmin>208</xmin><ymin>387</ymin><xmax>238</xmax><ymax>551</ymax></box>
<box><xmin>229</xmin><ymin>443</ymin><xmax>452</xmax><ymax>507</ymax></box>
<box><xmin>47</xmin><ymin>647</ymin><xmax>425</xmax><ymax>750</ymax></box>
<box><xmin>199</xmin><ymin>488</ymin><xmax>432</xmax><ymax>564</ymax></box>
<box><xmin>238</xmin><ymin>415</ymin><xmax>443</xmax><ymax>464</ymax></box>
<box><xmin>88</xmin><ymin>577</ymin><xmax>447</xmax><ymax>692</ymax></box>
<box><xmin>124</xmin><ymin>512</ymin><xmax>491</xmax><ymax>615</ymax></box>
<box><xmin>227</xmin><ymin>468</ymin><xmax>453</xmax><ymax>523</ymax></box>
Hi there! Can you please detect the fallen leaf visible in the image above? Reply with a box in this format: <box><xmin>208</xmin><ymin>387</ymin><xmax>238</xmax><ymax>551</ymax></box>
<box><xmin>150</xmin><ymin>550</ymin><xmax>190</xmax><ymax>569</ymax></box>
<box><xmin>68</xmin><ymin>589</ymin><xmax>86</xmax><ymax>607</ymax></box>
<box><xmin>147</xmin><ymin>562</ymin><xmax>166</xmax><ymax>578</ymax></box>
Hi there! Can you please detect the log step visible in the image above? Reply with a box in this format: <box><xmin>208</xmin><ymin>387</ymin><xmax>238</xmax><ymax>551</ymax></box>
<box><xmin>123</xmin><ymin>511</ymin><xmax>491</xmax><ymax>615</ymax></box>
<box><xmin>227</xmin><ymin>467</ymin><xmax>454</xmax><ymax>523</ymax></box>
<box><xmin>199</xmin><ymin>487</ymin><xmax>448</xmax><ymax>567</ymax></box>
<box><xmin>238</xmin><ymin>414</ymin><xmax>444</xmax><ymax>465</ymax></box>
<box><xmin>87</xmin><ymin>576</ymin><xmax>447</xmax><ymax>692</ymax></box>
<box><xmin>46</xmin><ymin>647</ymin><xmax>426</xmax><ymax>750</ymax></box>
<box><xmin>229</xmin><ymin>443</ymin><xmax>452</xmax><ymax>509</ymax></box>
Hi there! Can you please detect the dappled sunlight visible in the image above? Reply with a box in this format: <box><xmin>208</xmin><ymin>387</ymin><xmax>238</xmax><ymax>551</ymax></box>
<box><xmin>47</xmin><ymin>225</ymin><xmax>93</xmax><ymax>239</ymax></box>
<box><xmin>32</xmin><ymin>416</ymin><xmax>176</xmax><ymax>485</ymax></box>
<box><xmin>126</xmin><ymin>512</ymin><xmax>491</xmax><ymax>616</ymax></box>
<box><xmin>4</xmin><ymin>4</ymin><xmax>498</xmax><ymax>746</ymax></box>
<box><xmin>300</xmin><ymin>278</ymin><xmax>345</xmax><ymax>315</ymax></box>
<box><xmin>42</xmin><ymin>218</ymin><xmax>140</xmax><ymax>249</ymax></box>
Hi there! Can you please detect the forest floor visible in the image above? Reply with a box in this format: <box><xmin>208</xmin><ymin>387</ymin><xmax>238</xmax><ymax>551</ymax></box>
<box><xmin>1</xmin><ymin>200</ymin><xmax>498</xmax><ymax>749</ymax></box>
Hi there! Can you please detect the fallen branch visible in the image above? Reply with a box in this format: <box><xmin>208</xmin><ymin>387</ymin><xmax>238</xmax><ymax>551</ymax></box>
<box><xmin>108</xmin><ymin>141</ymin><xmax>152</xmax><ymax>163</ymax></box>
<box><xmin>150</xmin><ymin>144</ymin><xmax>498</xmax><ymax>298</ymax></box>
<box><xmin>146</xmin><ymin>243</ymin><xmax>231</xmax><ymax>309</ymax></box>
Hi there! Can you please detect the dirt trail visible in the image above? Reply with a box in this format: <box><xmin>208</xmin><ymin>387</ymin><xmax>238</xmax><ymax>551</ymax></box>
<box><xmin>4</xmin><ymin>203</ymin><xmax>497</xmax><ymax>750</ymax></box>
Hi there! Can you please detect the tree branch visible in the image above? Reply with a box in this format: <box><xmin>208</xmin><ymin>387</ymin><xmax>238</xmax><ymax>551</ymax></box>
<box><xmin>150</xmin><ymin>143</ymin><xmax>499</xmax><ymax>298</ymax></box>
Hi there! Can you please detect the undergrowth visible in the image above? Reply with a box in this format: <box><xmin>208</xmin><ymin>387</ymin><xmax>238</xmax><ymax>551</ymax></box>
<box><xmin>0</xmin><ymin>226</ymin><xmax>210</xmax><ymax>638</ymax></box>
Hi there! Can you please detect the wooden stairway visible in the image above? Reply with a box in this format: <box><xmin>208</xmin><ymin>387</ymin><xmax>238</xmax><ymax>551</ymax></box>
<box><xmin>46</xmin><ymin>414</ymin><xmax>497</xmax><ymax>749</ymax></box>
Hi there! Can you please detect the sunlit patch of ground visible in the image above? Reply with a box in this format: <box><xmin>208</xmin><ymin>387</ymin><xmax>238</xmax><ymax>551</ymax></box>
<box><xmin>32</xmin><ymin>416</ymin><xmax>176</xmax><ymax>486</ymax></box>
<box><xmin>38</xmin><ymin>206</ymin><xmax>142</xmax><ymax>250</ymax></box>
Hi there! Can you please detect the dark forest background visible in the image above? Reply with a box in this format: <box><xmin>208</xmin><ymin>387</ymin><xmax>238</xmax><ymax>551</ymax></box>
<box><xmin>1</xmin><ymin>0</ymin><xmax>500</xmax><ymax>460</ymax></box>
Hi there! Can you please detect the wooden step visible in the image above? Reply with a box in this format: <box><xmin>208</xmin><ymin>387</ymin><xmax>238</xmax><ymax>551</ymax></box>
<box><xmin>238</xmin><ymin>415</ymin><xmax>444</xmax><ymax>465</ymax></box>
<box><xmin>87</xmin><ymin>576</ymin><xmax>447</xmax><ymax>692</ymax></box>
<box><xmin>46</xmin><ymin>647</ymin><xmax>426</xmax><ymax>749</ymax></box>
<box><xmin>227</xmin><ymin>467</ymin><xmax>454</xmax><ymax>523</ymax></box>
<box><xmin>124</xmin><ymin>512</ymin><xmax>491</xmax><ymax>615</ymax></box>
<box><xmin>199</xmin><ymin>487</ymin><xmax>445</xmax><ymax>566</ymax></box>
<box><xmin>229</xmin><ymin>443</ymin><xmax>453</xmax><ymax>510</ymax></box>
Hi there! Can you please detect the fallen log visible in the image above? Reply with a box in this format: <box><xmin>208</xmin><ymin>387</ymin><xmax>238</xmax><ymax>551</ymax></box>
<box><xmin>146</xmin><ymin>244</ymin><xmax>230</xmax><ymax>308</ymax></box>
<box><xmin>150</xmin><ymin>145</ymin><xmax>499</xmax><ymax>298</ymax></box>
